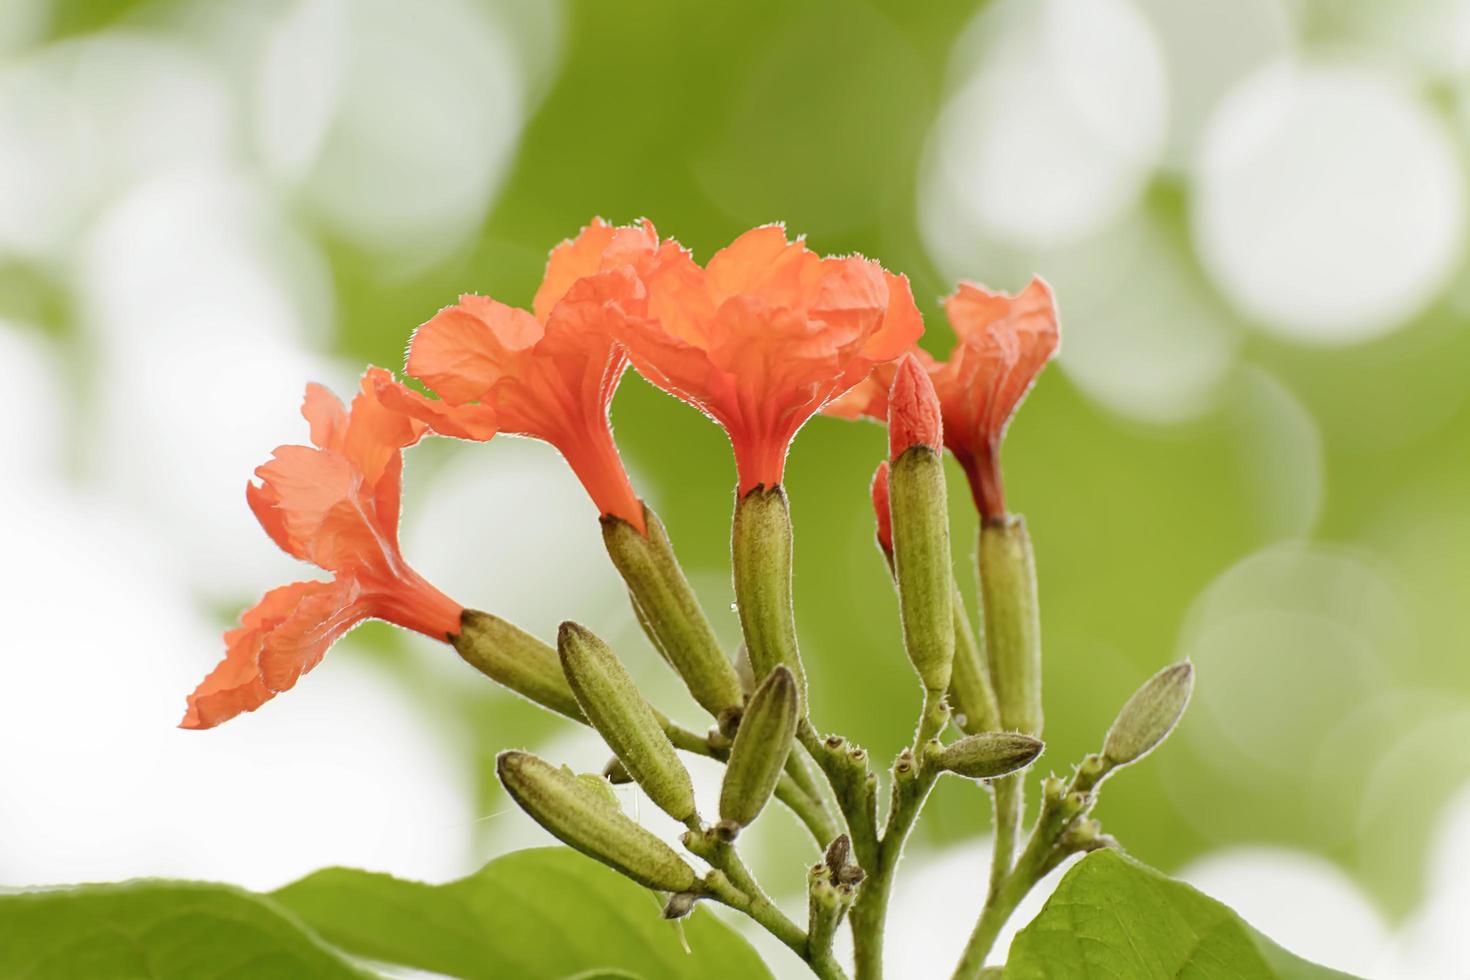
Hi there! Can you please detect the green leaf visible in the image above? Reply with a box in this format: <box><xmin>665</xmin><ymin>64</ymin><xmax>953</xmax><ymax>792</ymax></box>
<box><xmin>1005</xmin><ymin>850</ymin><xmax>1362</xmax><ymax>980</ymax></box>
<box><xmin>272</xmin><ymin>846</ymin><xmax>772</xmax><ymax>980</ymax></box>
<box><xmin>0</xmin><ymin>880</ymin><xmax>375</xmax><ymax>980</ymax></box>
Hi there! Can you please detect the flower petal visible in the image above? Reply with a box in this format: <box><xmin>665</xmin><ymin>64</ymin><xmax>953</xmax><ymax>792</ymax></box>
<box><xmin>255</xmin><ymin>577</ymin><xmax>368</xmax><ymax>693</ymax></box>
<box><xmin>302</xmin><ymin>382</ymin><xmax>349</xmax><ymax>451</ymax></box>
<box><xmin>343</xmin><ymin>368</ymin><xmax>428</xmax><ymax>488</ymax></box>
<box><xmin>861</xmin><ymin>272</ymin><xmax>926</xmax><ymax>361</ymax></box>
<box><xmin>534</xmin><ymin>217</ymin><xmax>659</xmax><ymax>320</ymax></box>
<box><xmin>246</xmin><ymin>479</ymin><xmax>304</xmax><ymax>560</ymax></box>
<box><xmin>627</xmin><ymin>226</ymin><xmax>917</xmax><ymax>491</ymax></box>
<box><xmin>373</xmin><ymin>374</ymin><xmax>498</xmax><ymax>441</ymax></box>
<box><xmin>179</xmin><ymin>579</ymin><xmax>362</xmax><ymax>730</ymax></box>
<box><xmin>407</xmin><ymin>299</ymin><xmax>542</xmax><ymax>405</ymax></box>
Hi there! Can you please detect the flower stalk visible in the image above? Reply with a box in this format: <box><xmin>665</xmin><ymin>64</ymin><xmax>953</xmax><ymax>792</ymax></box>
<box><xmin>603</xmin><ymin>503</ymin><xmax>745</xmax><ymax>729</ymax></box>
<box><xmin>453</xmin><ymin>610</ymin><xmax>585</xmax><ymax>722</ymax></box>
<box><xmin>732</xmin><ymin>485</ymin><xmax>807</xmax><ymax>710</ymax></box>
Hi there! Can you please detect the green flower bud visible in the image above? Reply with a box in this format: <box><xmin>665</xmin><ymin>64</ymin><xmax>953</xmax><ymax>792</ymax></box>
<box><xmin>1102</xmin><ymin>662</ymin><xmax>1194</xmax><ymax>768</ymax></box>
<box><xmin>949</xmin><ymin>585</ymin><xmax>1000</xmax><ymax>734</ymax></box>
<box><xmin>497</xmin><ymin>751</ymin><xmax>697</xmax><ymax>893</ymax></box>
<box><xmin>453</xmin><ymin>611</ymin><xmax>585</xmax><ymax>722</ymax></box>
<box><xmin>717</xmin><ymin>665</ymin><xmax>799</xmax><ymax>837</ymax></box>
<box><xmin>890</xmin><ymin>446</ymin><xmax>955</xmax><ymax>696</ymax></box>
<box><xmin>979</xmin><ymin>515</ymin><xmax>1043</xmax><ymax>736</ymax></box>
<box><xmin>932</xmin><ymin>731</ymin><xmax>1044</xmax><ymax>779</ymax></box>
<box><xmin>603</xmin><ymin>506</ymin><xmax>745</xmax><ymax>720</ymax></box>
<box><xmin>731</xmin><ymin>486</ymin><xmax>806</xmax><ymax>709</ymax></box>
<box><xmin>558</xmin><ymin>622</ymin><xmax>697</xmax><ymax>823</ymax></box>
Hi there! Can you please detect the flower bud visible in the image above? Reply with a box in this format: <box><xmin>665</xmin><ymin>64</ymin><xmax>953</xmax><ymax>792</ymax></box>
<box><xmin>888</xmin><ymin>354</ymin><xmax>943</xmax><ymax>457</ymax></box>
<box><xmin>602</xmin><ymin>506</ymin><xmax>745</xmax><ymax>721</ymax></box>
<box><xmin>888</xmin><ymin>359</ymin><xmax>954</xmax><ymax>697</ymax></box>
<box><xmin>949</xmin><ymin>586</ymin><xmax>1000</xmax><ymax>735</ymax></box>
<box><xmin>1102</xmin><ymin>662</ymin><xmax>1194</xmax><ymax>769</ymax></box>
<box><xmin>979</xmin><ymin>515</ymin><xmax>1042</xmax><ymax>736</ymax></box>
<box><xmin>497</xmin><ymin>751</ymin><xmax>698</xmax><ymax>893</ymax></box>
<box><xmin>575</xmin><ymin>771</ymin><xmax>622</xmax><ymax>810</ymax></box>
<box><xmin>731</xmin><ymin>485</ymin><xmax>806</xmax><ymax>710</ymax></box>
<box><xmin>718</xmin><ymin>665</ymin><xmax>799</xmax><ymax>837</ymax></box>
<box><xmin>871</xmin><ymin>461</ymin><xmax>894</xmax><ymax>562</ymax></box>
<box><xmin>558</xmin><ymin>622</ymin><xmax>696</xmax><ymax>823</ymax></box>
<box><xmin>932</xmin><ymin>731</ymin><xmax>1044</xmax><ymax>779</ymax></box>
<box><xmin>453</xmin><ymin>611</ymin><xmax>585</xmax><ymax>722</ymax></box>
<box><xmin>733</xmin><ymin>643</ymin><xmax>756</xmax><ymax>696</ymax></box>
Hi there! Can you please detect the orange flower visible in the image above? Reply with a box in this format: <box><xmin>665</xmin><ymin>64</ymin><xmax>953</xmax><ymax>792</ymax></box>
<box><xmin>181</xmin><ymin>368</ymin><xmax>462</xmax><ymax>730</ymax></box>
<box><xmin>376</xmin><ymin>218</ymin><xmax>662</xmax><ymax>533</ymax></box>
<box><xmin>826</xmin><ymin>278</ymin><xmax>1059</xmax><ymax>518</ymax></box>
<box><xmin>616</xmin><ymin>225</ymin><xmax>924</xmax><ymax>494</ymax></box>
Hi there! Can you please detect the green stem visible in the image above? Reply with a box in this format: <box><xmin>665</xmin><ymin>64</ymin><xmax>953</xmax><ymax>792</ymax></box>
<box><xmin>986</xmin><ymin>775</ymin><xmax>1021</xmax><ymax>901</ymax></box>
<box><xmin>954</xmin><ymin>778</ymin><xmax>1083</xmax><ymax>979</ymax></box>
<box><xmin>849</xmin><ymin>741</ymin><xmax>941</xmax><ymax>980</ymax></box>
<box><xmin>913</xmin><ymin>689</ymin><xmax>950</xmax><ymax>753</ymax></box>
<box><xmin>695</xmin><ymin>838</ymin><xmax>849</xmax><ymax>980</ymax></box>
<box><xmin>848</xmin><ymin>864</ymin><xmax>891</xmax><ymax>980</ymax></box>
<box><xmin>799</xmin><ymin>726</ymin><xmax>879</xmax><ymax>868</ymax></box>
<box><xmin>948</xmin><ymin>585</ymin><xmax>1000</xmax><ymax>734</ymax></box>
<box><xmin>666</xmin><ymin>721</ymin><xmax>835</xmax><ymax>846</ymax></box>
<box><xmin>952</xmin><ymin>853</ymin><xmax>1038</xmax><ymax>979</ymax></box>
<box><xmin>776</xmin><ymin>773</ymin><xmax>842</xmax><ymax>846</ymax></box>
<box><xmin>786</xmin><ymin>743</ymin><xmax>834</xmax><ymax>813</ymax></box>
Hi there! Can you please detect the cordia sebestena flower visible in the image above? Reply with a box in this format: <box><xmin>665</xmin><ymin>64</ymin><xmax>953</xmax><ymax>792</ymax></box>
<box><xmin>377</xmin><ymin>217</ymin><xmax>663</xmax><ymax>533</ymax></box>
<box><xmin>616</xmin><ymin>224</ymin><xmax>924</xmax><ymax>495</ymax></box>
<box><xmin>180</xmin><ymin>368</ymin><xmax>461</xmax><ymax>729</ymax></box>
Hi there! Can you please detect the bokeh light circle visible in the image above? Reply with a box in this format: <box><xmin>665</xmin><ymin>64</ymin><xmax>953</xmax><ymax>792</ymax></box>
<box><xmin>1193</xmin><ymin>61</ymin><xmax>1465</xmax><ymax>343</ymax></box>
<box><xmin>927</xmin><ymin>0</ymin><xmax>1168</xmax><ymax>252</ymax></box>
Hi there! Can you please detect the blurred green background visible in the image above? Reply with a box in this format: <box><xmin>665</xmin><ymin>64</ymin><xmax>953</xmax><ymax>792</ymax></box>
<box><xmin>3</xmin><ymin>0</ymin><xmax>1469</xmax><ymax>976</ymax></box>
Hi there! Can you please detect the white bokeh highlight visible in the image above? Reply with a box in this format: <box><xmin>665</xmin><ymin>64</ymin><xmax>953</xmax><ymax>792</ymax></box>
<box><xmin>1179</xmin><ymin>848</ymin><xmax>1403</xmax><ymax>977</ymax></box>
<box><xmin>292</xmin><ymin>0</ymin><xmax>529</xmax><ymax>264</ymax></box>
<box><xmin>1179</xmin><ymin>542</ymin><xmax>1405</xmax><ymax>784</ymax></box>
<box><xmin>926</xmin><ymin>0</ymin><xmax>1168</xmax><ymax>253</ymax></box>
<box><xmin>254</xmin><ymin>0</ymin><xmax>348</xmax><ymax>186</ymax></box>
<box><xmin>403</xmin><ymin>438</ymin><xmax>631</xmax><ymax>646</ymax></box>
<box><xmin>1133</xmin><ymin>0</ymin><xmax>1291</xmax><ymax>168</ymax></box>
<box><xmin>76</xmin><ymin>170</ymin><xmax>344</xmax><ymax>600</ymax></box>
<box><xmin>0</xmin><ymin>34</ymin><xmax>234</xmax><ymax>262</ymax></box>
<box><xmin>0</xmin><ymin>322</ymin><xmax>66</xmax><ymax>477</ymax></box>
<box><xmin>1044</xmin><ymin>212</ymin><xmax>1240</xmax><ymax>424</ymax></box>
<box><xmin>0</xmin><ymin>337</ymin><xmax>474</xmax><ymax>891</ymax></box>
<box><xmin>1193</xmin><ymin>61</ymin><xmax>1465</xmax><ymax>343</ymax></box>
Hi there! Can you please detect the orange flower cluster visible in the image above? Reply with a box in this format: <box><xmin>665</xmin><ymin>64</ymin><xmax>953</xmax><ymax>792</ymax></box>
<box><xmin>828</xmin><ymin>278</ymin><xmax>1059</xmax><ymax>519</ymax></box>
<box><xmin>183</xmin><ymin>219</ymin><xmax>1058</xmax><ymax>728</ymax></box>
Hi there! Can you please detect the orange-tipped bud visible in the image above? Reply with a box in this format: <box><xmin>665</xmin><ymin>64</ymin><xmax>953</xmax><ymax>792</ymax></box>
<box><xmin>888</xmin><ymin>354</ymin><xmax>942</xmax><ymax>458</ymax></box>
<box><xmin>871</xmin><ymin>461</ymin><xmax>893</xmax><ymax>557</ymax></box>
